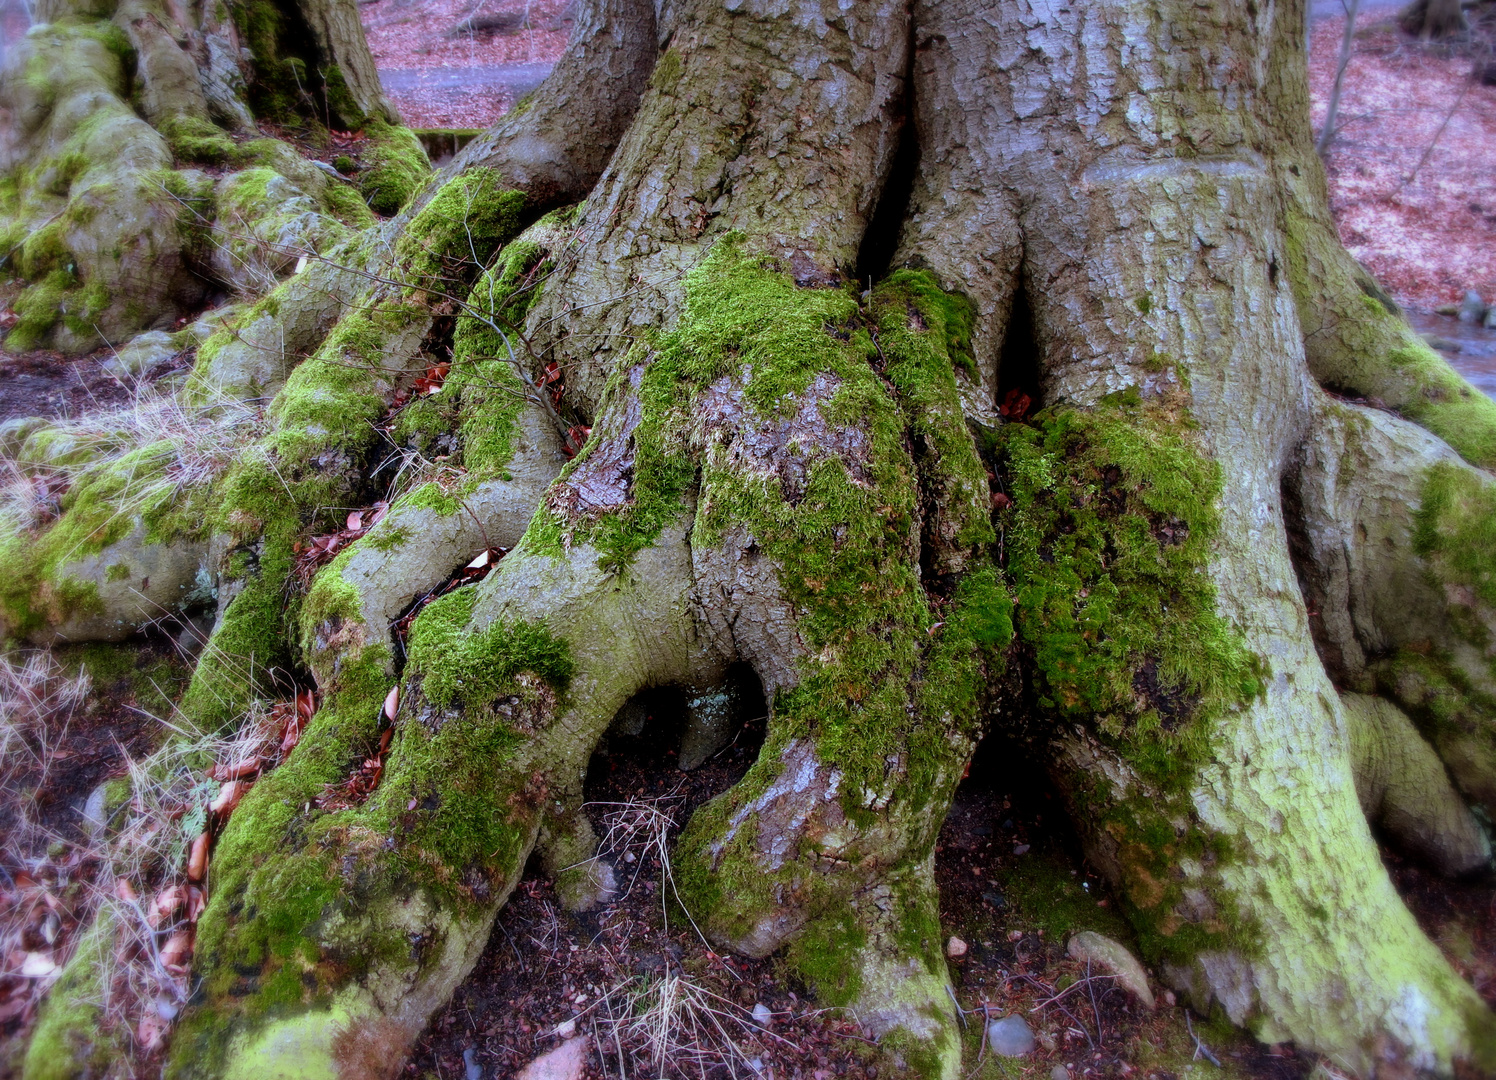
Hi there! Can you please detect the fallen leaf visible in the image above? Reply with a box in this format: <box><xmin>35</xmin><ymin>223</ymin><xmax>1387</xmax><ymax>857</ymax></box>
<box><xmin>148</xmin><ymin>886</ymin><xmax>185</xmax><ymax>928</ymax></box>
<box><xmin>159</xmin><ymin>929</ymin><xmax>193</xmax><ymax>970</ymax></box>
<box><xmin>138</xmin><ymin>1011</ymin><xmax>169</xmax><ymax>1052</ymax></box>
<box><xmin>187</xmin><ymin>833</ymin><xmax>209</xmax><ymax>882</ymax></box>
<box><xmin>210</xmin><ymin>780</ymin><xmax>245</xmax><ymax>816</ymax></box>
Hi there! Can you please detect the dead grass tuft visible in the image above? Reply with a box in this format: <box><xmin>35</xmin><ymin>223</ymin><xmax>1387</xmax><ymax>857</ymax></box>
<box><xmin>332</xmin><ymin>1015</ymin><xmax>414</xmax><ymax>1080</ymax></box>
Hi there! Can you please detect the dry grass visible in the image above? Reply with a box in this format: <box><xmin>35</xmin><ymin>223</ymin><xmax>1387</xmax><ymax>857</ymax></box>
<box><xmin>0</xmin><ymin>651</ymin><xmax>91</xmax><ymax>1030</ymax></box>
<box><xmin>596</xmin><ymin>972</ymin><xmax>783</xmax><ymax>1080</ymax></box>
<box><xmin>0</xmin><ymin>375</ymin><xmax>260</xmax><ymax>543</ymax></box>
<box><xmin>0</xmin><ymin>648</ymin><xmax>303</xmax><ymax>1065</ymax></box>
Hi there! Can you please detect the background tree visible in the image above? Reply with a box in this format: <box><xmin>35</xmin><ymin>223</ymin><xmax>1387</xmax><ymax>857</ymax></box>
<box><xmin>2</xmin><ymin>0</ymin><xmax>1496</xmax><ymax>1077</ymax></box>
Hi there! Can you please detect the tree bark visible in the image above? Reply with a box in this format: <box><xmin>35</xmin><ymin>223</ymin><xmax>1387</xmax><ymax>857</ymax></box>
<box><xmin>3</xmin><ymin>0</ymin><xmax>1496</xmax><ymax>1077</ymax></box>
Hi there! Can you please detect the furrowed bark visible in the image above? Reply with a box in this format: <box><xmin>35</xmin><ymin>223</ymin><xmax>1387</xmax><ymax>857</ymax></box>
<box><xmin>888</xmin><ymin>0</ymin><xmax>1496</xmax><ymax>1072</ymax></box>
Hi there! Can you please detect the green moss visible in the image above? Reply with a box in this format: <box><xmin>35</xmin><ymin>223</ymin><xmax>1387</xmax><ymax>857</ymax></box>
<box><xmin>871</xmin><ymin>269</ymin><xmax>993</xmax><ymax>553</ymax></box>
<box><xmin>647</xmin><ymin>242</ymin><xmax>1010</xmax><ymax>1026</ymax></box>
<box><xmin>358</xmin><ymin>119</ymin><xmax>431</xmax><ymax>216</ymax></box>
<box><xmin>994</xmin><ymin>847</ymin><xmax>1134</xmax><ymax>944</ymax></box>
<box><xmin>443</xmin><ymin>238</ymin><xmax>546</xmax><ymax>473</ymax></box>
<box><xmin>161</xmin><ymin>115</ymin><xmax>238</xmax><ymax>166</ymax></box>
<box><xmin>784</xmin><ymin>908</ymin><xmax>867</xmax><ymax>1006</ymax></box>
<box><xmin>996</xmin><ymin>405</ymin><xmax>1261</xmax><ymax>788</ymax></box>
<box><xmin>0</xmin><ymin>441</ymin><xmax>210</xmax><ymax>637</ymax></box>
<box><xmin>649</xmin><ymin>48</ymin><xmax>685</xmax><ymax>93</ymax></box>
<box><xmin>320</xmin><ymin>178</ymin><xmax>375</xmax><ymax>228</ymax></box>
<box><xmin>395</xmin><ymin>168</ymin><xmax>525</xmax><ymax>286</ymax></box>
<box><xmin>320</xmin><ymin>64</ymin><xmax>364</xmax><ymax>130</ymax></box>
<box><xmin>406</xmin><ymin>587</ymin><xmax>574</xmax><ymax>708</ymax></box>
<box><xmin>6</xmin><ymin>270</ymin><xmax>75</xmax><ymax>351</ymax></box>
<box><xmin>1414</xmin><ymin>460</ymin><xmax>1496</xmax><ymax>611</ymax></box>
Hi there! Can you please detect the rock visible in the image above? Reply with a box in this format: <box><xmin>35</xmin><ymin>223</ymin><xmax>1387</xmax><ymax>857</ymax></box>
<box><xmin>1051</xmin><ymin>1067</ymin><xmax>1072</xmax><ymax>1080</ymax></box>
<box><xmin>1435</xmin><ymin>303</ymin><xmax>1460</xmax><ymax>317</ymax></box>
<box><xmin>1067</xmin><ymin>931</ymin><xmax>1156</xmax><ymax>1009</ymax></box>
<box><xmin>945</xmin><ymin>936</ymin><xmax>968</xmax><ymax>958</ymax></box>
<box><xmin>1485</xmin><ymin>307</ymin><xmax>1496</xmax><ymax>331</ymax></box>
<box><xmin>752</xmin><ymin>1002</ymin><xmax>772</xmax><ymax>1026</ymax></box>
<box><xmin>1457</xmin><ymin>290</ymin><xmax>1488</xmax><ymax>324</ymax></box>
<box><xmin>1421</xmin><ymin>334</ymin><xmax>1462</xmax><ymax>354</ymax></box>
<box><xmin>102</xmin><ymin>330</ymin><xmax>178</xmax><ymax>378</ymax></box>
<box><xmin>81</xmin><ymin>783</ymin><xmax>110</xmax><ymax>838</ymax></box>
<box><xmin>463</xmin><ymin>1046</ymin><xmax>483</xmax><ymax>1080</ymax></box>
<box><xmin>986</xmin><ymin>1015</ymin><xmax>1036</xmax><ymax>1057</ymax></box>
<box><xmin>514</xmin><ymin>1036</ymin><xmax>587</xmax><ymax>1080</ymax></box>
<box><xmin>0</xmin><ymin>417</ymin><xmax>47</xmax><ymax>459</ymax></box>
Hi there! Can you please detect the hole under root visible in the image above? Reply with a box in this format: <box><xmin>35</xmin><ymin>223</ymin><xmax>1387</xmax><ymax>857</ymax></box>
<box><xmin>996</xmin><ymin>281</ymin><xmax>1044</xmax><ymax>420</ymax></box>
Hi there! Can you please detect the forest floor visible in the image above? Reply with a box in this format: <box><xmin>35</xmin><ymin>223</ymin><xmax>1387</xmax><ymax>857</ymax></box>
<box><xmin>2</xmin><ymin>7</ymin><xmax>1496</xmax><ymax>1080</ymax></box>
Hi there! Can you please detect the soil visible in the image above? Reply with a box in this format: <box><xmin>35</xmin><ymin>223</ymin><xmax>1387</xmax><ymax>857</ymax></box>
<box><xmin>404</xmin><ymin>705</ymin><xmax>1374</xmax><ymax>1080</ymax></box>
<box><xmin>405</xmin><ymin>690</ymin><xmax>881</xmax><ymax>1080</ymax></box>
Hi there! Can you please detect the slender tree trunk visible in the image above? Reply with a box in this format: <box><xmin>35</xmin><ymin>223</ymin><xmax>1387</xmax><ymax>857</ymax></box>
<box><xmin>3</xmin><ymin>0</ymin><xmax>1496</xmax><ymax>1077</ymax></box>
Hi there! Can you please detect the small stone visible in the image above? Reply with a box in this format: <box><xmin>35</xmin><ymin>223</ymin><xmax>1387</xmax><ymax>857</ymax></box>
<box><xmin>463</xmin><ymin>1046</ymin><xmax>483</xmax><ymax>1080</ymax></box>
<box><xmin>1422</xmin><ymin>334</ymin><xmax>1463</xmax><ymax>354</ymax></box>
<box><xmin>554</xmin><ymin>1018</ymin><xmax>576</xmax><ymax>1038</ymax></box>
<box><xmin>981</xmin><ymin>890</ymin><xmax>1007</xmax><ymax>909</ymax></box>
<box><xmin>81</xmin><ymin>782</ymin><xmax>110</xmax><ymax>838</ymax></box>
<box><xmin>1457</xmin><ymin>290</ymin><xmax>1488</xmax><ymax>324</ymax></box>
<box><xmin>986</xmin><ymin>1015</ymin><xmax>1036</xmax><ymax>1057</ymax></box>
<box><xmin>752</xmin><ymin>1002</ymin><xmax>773</xmax><ymax>1026</ymax></box>
<box><xmin>101</xmin><ymin>330</ymin><xmax>178</xmax><ymax>378</ymax></box>
<box><xmin>1162</xmin><ymin>989</ymin><xmax>1176</xmax><ymax>1007</ymax></box>
<box><xmin>1067</xmin><ymin>930</ymin><xmax>1156</xmax><ymax>1009</ymax></box>
<box><xmin>1013</xmin><ymin>843</ymin><xmax>1031</xmax><ymax>855</ymax></box>
<box><xmin>514</xmin><ymin>1037</ymin><xmax>587</xmax><ymax>1080</ymax></box>
<box><xmin>946</xmin><ymin>936</ymin><xmax>968</xmax><ymax>958</ymax></box>
<box><xmin>1051</xmin><ymin>1066</ymin><xmax>1072</xmax><ymax>1080</ymax></box>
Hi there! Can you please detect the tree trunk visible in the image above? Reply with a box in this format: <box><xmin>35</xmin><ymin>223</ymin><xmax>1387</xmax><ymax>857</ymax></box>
<box><xmin>3</xmin><ymin>0</ymin><xmax>1496</xmax><ymax>1077</ymax></box>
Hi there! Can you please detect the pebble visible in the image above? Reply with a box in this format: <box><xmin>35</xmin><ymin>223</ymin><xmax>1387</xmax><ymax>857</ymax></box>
<box><xmin>463</xmin><ymin>1046</ymin><xmax>483</xmax><ymax>1080</ymax></box>
<box><xmin>1067</xmin><ymin>930</ymin><xmax>1156</xmax><ymax>1009</ymax></box>
<box><xmin>945</xmin><ymin>936</ymin><xmax>968</xmax><ymax>958</ymax></box>
<box><xmin>1457</xmin><ymin>290</ymin><xmax>1488</xmax><ymax>324</ymax></box>
<box><xmin>986</xmin><ymin>1014</ymin><xmax>1036</xmax><ymax>1057</ymax></box>
<box><xmin>752</xmin><ymin>1002</ymin><xmax>773</xmax><ymax>1026</ymax></box>
<box><xmin>514</xmin><ymin>1037</ymin><xmax>587</xmax><ymax>1080</ymax></box>
<box><xmin>1051</xmin><ymin>1067</ymin><xmax>1072</xmax><ymax>1080</ymax></box>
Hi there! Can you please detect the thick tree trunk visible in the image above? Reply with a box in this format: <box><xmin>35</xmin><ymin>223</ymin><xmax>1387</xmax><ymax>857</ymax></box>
<box><xmin>4</xmin><ymin>0</ymin><xmax>1496</xmax><ymax>1077</ymax></box>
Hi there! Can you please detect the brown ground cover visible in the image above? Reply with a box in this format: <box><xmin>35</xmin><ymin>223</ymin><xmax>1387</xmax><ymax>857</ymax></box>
<box><xmin>1309</xmin><ymin>11</ymin><xmax>1496</xmax><ymax>309</ymax></box>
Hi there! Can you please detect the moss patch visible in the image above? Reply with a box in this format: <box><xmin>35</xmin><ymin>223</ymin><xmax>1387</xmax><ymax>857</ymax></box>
<box><xmin>358</xmin><ymin>119</ymin><xmax>431</xmax><ymax>216</ymax></box>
